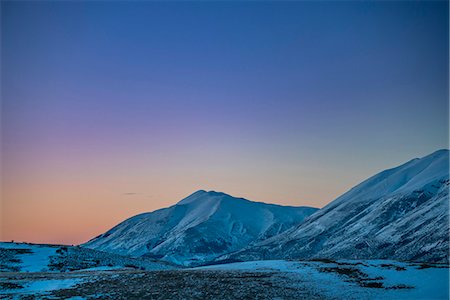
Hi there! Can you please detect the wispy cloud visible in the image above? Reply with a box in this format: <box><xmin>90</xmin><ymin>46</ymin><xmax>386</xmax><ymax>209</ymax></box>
<box><xmin>122</xmin><ymin>192</ymin><xmax>153</xmax><ymax>199</ymax></box>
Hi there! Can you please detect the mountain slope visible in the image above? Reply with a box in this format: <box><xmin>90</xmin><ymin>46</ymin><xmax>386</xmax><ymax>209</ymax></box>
<box><xmin>224</xmin><ymin>149</ymin><xmax>449</xmax><ymax>263</ymax></box>
<box><xmin>83</xmin><ymin>191</ymin><xmax>317</xmax><ymax>266</ymax></box>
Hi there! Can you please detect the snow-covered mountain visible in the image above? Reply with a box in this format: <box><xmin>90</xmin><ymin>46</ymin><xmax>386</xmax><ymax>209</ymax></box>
<box><xmin>224</xmin><ymin>149</ymin><xmax>449</xmax><ymax>263</ymax></box>
<box><xmin>83</xmin><ymin>191</ymin><xmax>317</xmax><ymax>266</ymax></box>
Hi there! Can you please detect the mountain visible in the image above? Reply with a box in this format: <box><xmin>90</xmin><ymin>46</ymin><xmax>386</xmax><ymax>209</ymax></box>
<box><xmin>83</xmin><ymin>191</ymin><xmax>317</xmax><ymax>266</ymax></box>
<box><xmin>223</xmin><ymin>149</ymin><xmax>449</xmax><ymax>263</ymax></box>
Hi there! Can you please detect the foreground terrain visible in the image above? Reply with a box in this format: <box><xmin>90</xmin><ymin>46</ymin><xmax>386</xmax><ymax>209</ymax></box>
<box><xmin>1</xmin><ymin>248</ymin><xmax>448</xmax><ymax>300</ymax></box>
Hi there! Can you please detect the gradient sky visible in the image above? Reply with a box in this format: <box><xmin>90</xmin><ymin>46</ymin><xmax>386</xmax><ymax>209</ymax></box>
<box><xmin>1</xmin><ymin>1</ymin><xmax>448</xmax><ymax>245</ymax></box>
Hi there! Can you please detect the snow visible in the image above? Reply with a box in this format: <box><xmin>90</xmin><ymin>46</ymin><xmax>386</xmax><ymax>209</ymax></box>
<box><xmin>197</xmin><ymin>259</ymin><xmax>449</xmax><ymax>300</ymax></box>
<box><xmin>0</xmin><ymin>278</ymin><xmax>81</xmax><ymax>298</ymax></box>
<box><xmin>196</xmin><ymin>260</ymin><xmax>286</xmax><ymax>271</ymax></box>
<box><xmin>76</xmin><ymin>266</ymin><xmax>125</xmax><ymax>272</ymax></box>
<box><xmin>176</xmin><ymin>189</ymin><xmax>208</xmax><ymax>205</ymax></box>
<box><xmin>83</xmin><ymin>190</ymin><xmax>317</xmax><ymax>266</ymax></box>
<box><xmin>20</xmin><ymin>278</ymin><xmax>81</xmax><ymax>293</ymax></box>
<box><xmin>331</xmin><ymin>149</ymin><xmax>448</xmax><ymax>206</ymax></box>
<box><xmin>0</xmin><ymin>242</ymin><xmax>57</xmax><ymax>272</ymax></box>
<box><xmin>83</xmin><ymin>150</ymin><xmax>448</xmax><ymax>266</ymax></box>
<box><xmin>20</xmin><ymin>247</ymin><xmax>57</xmax><ymax>272</ymax></box>
<box><xmin>0</xmin><ymin>242</ymin><xmax>173</xmax><ymax>273</ymax></box>
<box><xmin>360</xmin><ymin>261</ymin><xmax>449</xmax><ymax>299</ymax></box>
<box><xmin>228</xmin><ymin>149</ymin><xmax>449</xmax><ymax>263</ymax></box>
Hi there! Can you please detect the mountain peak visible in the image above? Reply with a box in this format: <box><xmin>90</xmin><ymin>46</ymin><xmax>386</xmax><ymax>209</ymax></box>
<box><xmin>176</xmin><ymin>190</ymin><xmax>230</xmax><ymax>205</ymax></box>
<box><xmin>84</xmin><ymin>190</ymin><xmax>317</xmax><ymax>266</ymax></box>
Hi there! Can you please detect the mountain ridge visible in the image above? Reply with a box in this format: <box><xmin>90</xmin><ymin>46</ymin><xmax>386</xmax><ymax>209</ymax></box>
<box><xmin>83</xmin><ymin>190</ymin><xmax>317</xmax><ymax>266</ymax></box>
<box><xmin>221</xmin><ymin>149</ymin><xmax>449</xmax><ymax>263</ymax></box>
<box><xmin>83</xmin><ymin>149</ymin><xmax>449</xmax><ymax>265</ymax></box>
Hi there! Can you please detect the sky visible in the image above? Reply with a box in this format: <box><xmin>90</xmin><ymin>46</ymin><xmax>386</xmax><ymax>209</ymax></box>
<box><xmin>1</xmin><ymin>1</ymin><xmax>448</xmax><ymax>245</ymax></box>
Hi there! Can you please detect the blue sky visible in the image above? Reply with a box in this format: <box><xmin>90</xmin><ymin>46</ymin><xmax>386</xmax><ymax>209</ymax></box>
<box><xmin>2</xmin><ymin>1</ymin><xmax>448</xmax><ymax>243</ymax></box>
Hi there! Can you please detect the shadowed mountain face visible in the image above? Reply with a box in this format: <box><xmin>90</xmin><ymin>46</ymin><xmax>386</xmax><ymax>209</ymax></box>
<box><xmin>82</xmin><ymin>191</ymin><xmax>317</xmax><ymax>266</ymax></box>
<box><xmin>223</xmin><ymin>149</ymin><xmax>449</xmax><ymax>263</ymax></box>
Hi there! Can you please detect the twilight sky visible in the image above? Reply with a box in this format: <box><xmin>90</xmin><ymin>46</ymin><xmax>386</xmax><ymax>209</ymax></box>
<box><xmin>1</xmin><ymin>1</ymin><xmax>448</xmax><ymax>245</ymax></box>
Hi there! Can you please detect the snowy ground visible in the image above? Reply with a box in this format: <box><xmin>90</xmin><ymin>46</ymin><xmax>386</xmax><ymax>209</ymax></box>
<box><xmin>0</xmin><ymin>257</ymin><xmax>447</xmax><ymax>299</ymax></box>
<box><xmin>198</xmin><ymin>259</ymin><xmax>449</xmax><ymax>299</ymax></box>
<box><xmin>1</xmin><ymin>277</ymin><xmax>82</xmax><ymax>298</ymax></box>
<box><xmin>0</xmin><ymin>242</ymin><xmax>174</xmax><ymax>273</ymax></box>
<box><xmin>0</xmin><ymin>242</ymin><xmax>57</xmax><ymax>272</ymax></box>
